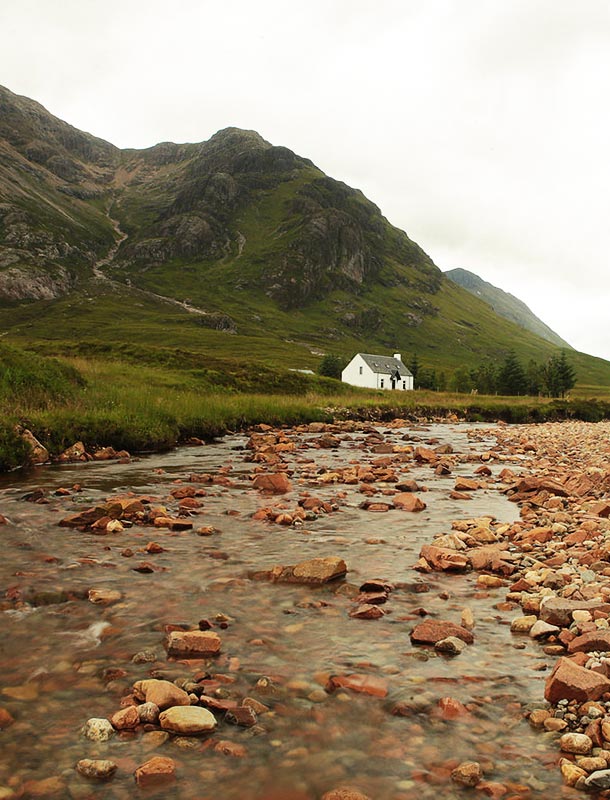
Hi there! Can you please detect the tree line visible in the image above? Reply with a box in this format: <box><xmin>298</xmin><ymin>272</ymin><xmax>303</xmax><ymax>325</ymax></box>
<box><xmin>318</xmin><ymin>350</ymin><xmax>577</xmax><ymax>398</ymax></box>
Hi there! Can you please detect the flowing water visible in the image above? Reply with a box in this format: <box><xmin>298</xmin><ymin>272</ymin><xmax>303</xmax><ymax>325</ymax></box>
<box><xmin>0</xmin><ymin>423</ymin><xmax>571</xmax><ymax>799</ymax></box>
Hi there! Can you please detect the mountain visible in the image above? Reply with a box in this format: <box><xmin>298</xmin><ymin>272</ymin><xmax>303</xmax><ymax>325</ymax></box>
<box><xmin>445</xmin><ymin>268</ymin><xmax>572</xmax><ymax>349</ymax></box>
<box><xmin>0</xmin><ymin>84</ymin><xmax>608</xmax><ymax>386</ymax></box>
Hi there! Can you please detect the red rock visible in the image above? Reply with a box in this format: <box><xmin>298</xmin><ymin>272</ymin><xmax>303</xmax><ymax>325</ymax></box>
<box><xmin>568</xmin><ymin>630</ymin><xmax>610</xmax><ymax>654</ymax></box>
<box><xmin>394</xmin><ymin>493</ymin><xmax>426</xmax><ymax>512</ymax></box>
<box><xmin>360</xmin><ymin>501</ymin><xmax>392</xmax><ymax>512</ymax></box>
<box><xmin>252</xmin><ymin>473</ymin><xmax>292</xmax><ymax>494</ymax></box>
<box><xmin>111</xmin><ymin>705</ymin><xmax>139</xmax><ymax>730</ymax></box>
<box><xmin>540</xmin><ymin>598</ymin><xmax>610</xmax><ymax>627</ymax></box>
<box><xmin>437</xmin><ymin>696</ymin><xmax>470</xmax><ymax>719</ymax></box>
<box><xmin>411</xmin><ymin>620</ymin><xmax>474</xmax><ymax>645</ymax></box>
<box><xmin>419</xmin><ymin>544</ymin><xmax>469</xmax><ymax>572</ymax></box>
<box><xmin>170</xmin><ymin>486</ymin><xmax>197</xmax><ymax>499</ymax></box>
<box><xmin>291</xmin><ymin>557</ymin><xmax>347</xmax><ymax>584</ymax></box>
<box><xmin>414</xmin><ymin>447</ymin><xmax>437</xmax><ymax>463</ymax></box>
<box><xmin>134</xmin><ymin>756</ymin><xmax>176</xmax><ymax>787</ymax></box>
<box><xmin>327</xmin><ymin>674</ymin><xmax>388</xmax><ymax>698</ymax></box>
<box><xmin>321</xmin><ymin>789</ymin><xmax>371</xmax><ymax>800</ymax></box>
<box><xmin>22</xmin><ymin>776</ymin><xmax>66</xmax><ymax>796</ymax></box>
<box><xmin>0</xmin><ymin>707</ymin><xmax>15</xmax><ymax>728</ymax></box>
<box><xmin>544</xmin><ymin>656</ymin><xmax>610</xmax><ymax>703</ymax></box>
<box><xmin>454</xmin><ymin>478</ymin><xmax>480</xmax><ymax>491</ymax></box>
<box><xmin>214</xmin><ymin>740</ymin><xmax>247</xmax><ymax>757</ymax></box>
<box><xmin>145</xmin><ymin>541</ymin><xmax>165</xmax><ymax>554</ymax></box>
<box><xmin>166</xmin><ymin>630</ymin><xmax>221</xmax><ymax>657</ymax></box>
<box><xmin>349</xmin><ymin>604</ymin><xmax>385</xmax><ymax>620</ymax></box>
<box><xmin>153</xmin><ymin>516</ymin><xmax>193</xmax><ymax>531</ymax></box>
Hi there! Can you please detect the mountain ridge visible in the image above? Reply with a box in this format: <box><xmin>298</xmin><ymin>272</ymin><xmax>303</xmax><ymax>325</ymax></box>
<box><xmin>0</xmin><ymin>83</ymin><xmax>608</xmax><ymax>388</ymax></box>
<box><xmin>445</xmin><ymin>267</ymin><xmax>572</xmax><ymax>350</ymax></box>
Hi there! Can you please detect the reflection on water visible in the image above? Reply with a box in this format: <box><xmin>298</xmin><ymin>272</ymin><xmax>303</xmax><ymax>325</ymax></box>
<box><xmin>0</xmin><ymin>424</ymin><xmax>569</xmax><ymax>799</ymax></box>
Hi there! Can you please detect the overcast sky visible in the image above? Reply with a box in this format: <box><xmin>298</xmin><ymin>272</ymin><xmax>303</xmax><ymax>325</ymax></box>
<box><xmin>2</xmin><ymin>0</ymin><xmax>609</xmax><ymax>360</ymax></box>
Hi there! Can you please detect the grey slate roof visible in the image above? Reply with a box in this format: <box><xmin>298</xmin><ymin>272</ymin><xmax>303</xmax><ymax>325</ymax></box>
<box><xmin>358</xmin><ymin>353</ymin><xmax>413</xmax><ymax>377</ymax></box>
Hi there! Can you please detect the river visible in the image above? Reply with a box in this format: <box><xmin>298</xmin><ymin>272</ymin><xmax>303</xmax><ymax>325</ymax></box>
<box><xmin>0</xmin><ymin>421</ymin><xmax>570</xmax><ymax>799</ymax></box>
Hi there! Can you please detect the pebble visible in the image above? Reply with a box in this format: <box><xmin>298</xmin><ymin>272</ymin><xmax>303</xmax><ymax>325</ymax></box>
<box><xmin>75</xmin><ymin>759</ymin><xmax>118</xmax><ymax>780</ymax></box>
<box><xmin>82</xmin><ymin>718</ymin><xmax>114</xmax><ymax>742</ymax></box>
<box><xmin>560</xmin><ymin>732</ymin><xmax>593</xmax><ymax>754</ymax></box>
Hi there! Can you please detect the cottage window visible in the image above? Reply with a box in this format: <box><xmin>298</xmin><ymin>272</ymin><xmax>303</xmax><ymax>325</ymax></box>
<box><xmin>359</xmin><ymin>366</ymin><xmax>363</xmax><ymax>375</ymax></box>
<box><xmin>380</xmin><ymin>379</ymin><xmax>384</xmax><ymax>388</ymax></box>
<box><xmin>402</xmin><ymin>381</ymin><xmax>406</xmax><ymax>390</ymax></box>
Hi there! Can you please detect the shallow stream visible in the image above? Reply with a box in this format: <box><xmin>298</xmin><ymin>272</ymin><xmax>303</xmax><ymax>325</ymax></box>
<box><xmin>0</xmin><ymin>423</ymin><xmax>573</xmax><ymax>799</ymax></box>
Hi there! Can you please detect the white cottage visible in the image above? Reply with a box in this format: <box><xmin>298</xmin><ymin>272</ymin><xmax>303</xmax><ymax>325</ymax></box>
<box><xmin>342</xmin><ymin>353</ymin><xmax>413</xmax><ymax>390</ymax></box>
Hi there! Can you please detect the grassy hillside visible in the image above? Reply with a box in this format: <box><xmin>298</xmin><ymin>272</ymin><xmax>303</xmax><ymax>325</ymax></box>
<box><xmin>0</xmin><ymin>84</ymin><xmax>609</xmax><ymax>392</ymax></box>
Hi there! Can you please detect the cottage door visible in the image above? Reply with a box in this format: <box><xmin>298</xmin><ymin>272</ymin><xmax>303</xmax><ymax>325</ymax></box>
<box><xmin>391</xmin><ymin>379</ymin><xmax>396</xmax><ymax>389</ymax></box>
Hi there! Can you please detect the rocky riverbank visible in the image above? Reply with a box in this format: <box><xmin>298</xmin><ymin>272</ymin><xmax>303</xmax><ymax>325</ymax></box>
<box><xmin>1</xmin><ymin>419</ymin><xmax>610</xmax><ymax>798</ymax></box>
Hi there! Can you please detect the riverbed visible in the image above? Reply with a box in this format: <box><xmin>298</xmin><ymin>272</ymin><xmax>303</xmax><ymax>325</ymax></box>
<box><xmin>0</xmin><ymin>421</ymin><xmax>571</xmax><ymax>799</ymax></box>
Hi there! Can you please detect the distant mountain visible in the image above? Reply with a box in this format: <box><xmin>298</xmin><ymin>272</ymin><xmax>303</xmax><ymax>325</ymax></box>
<box><xmin>445</xmin><ymin>268</ymin><xmax>572</xmax><ymax>350</ymax></box>
<box><xmin>0</xmin><ymin>84</ymin><xmax>606</xmax><ymax>387</ymax></box>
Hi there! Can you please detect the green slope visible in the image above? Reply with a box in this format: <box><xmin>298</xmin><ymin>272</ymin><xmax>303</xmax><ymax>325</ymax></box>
<box><xmin>0</xmin><ymin>84</ymin><xmax>608</xmax><ymax>389</ymax></box>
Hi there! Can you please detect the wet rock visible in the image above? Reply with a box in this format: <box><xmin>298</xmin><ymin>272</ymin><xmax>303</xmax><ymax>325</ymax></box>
<box><xmin>159</xmin><ymin>705</ymin><xmax>217</xmax><ymax>734</ymax></box>
<box><xmin>393</xmin><ymin>493</ymin><xmax>426</xmax><ymax>512</ymax></box>
<box><xmin>585</xmin><ymin>770</ymin><xmax>610</xmax><ymax>790</ymax></box>
<box><xmin>134</xmin><ymin>756</ymin><xmax>176</xmax><ymax>787</ymax></box>
<box><xmin>510</xmin><ymin>616</ymin><xmax>538</xmax><ymax>634</ymax></box>
<box><xmin>451</xmin><ymin>761</ymin><xmax>483</xmax><ymax>786</ymax></box>
<box><xmin>560</xmin><ymin>759</ymin><xmax>587</xmax><ymax>787</ymax></box>
<box><xmin>560</xmin><ymin>732</ymin><xmax>593</xmax><ymax>754</ymax></box>
<box><xmin>225</xmin><ymin>706</ymin><xmax>258</xmax><ymax>727</ymax></box>
<box><xmin>153</xmin><ymin>516</ymin><xmax>193</xmax><ymax>531</ymax></box>
<box><xmin>110</xmin><ymin>705</ymin><xmax>139</xmax><ymax>730</ymax></box>
<box><xmin>0</xmin><ymin>708</ymin><xmax>15</xmax><ymax>729</ymax></box>
<box><xmin>214</xmin><ymin>740</ymin><xmax>248</xmax><ymax>757</ymax></box>
<box><xmin>166</xmin><ymin>630</ymin><xmax>221</xmax><ymax>657</ymax></box>
<box><xmin>88</xmin><ymin>588</ymin><xmax>122</xmax><ymax>605</ymax></box>
<box><xmin>545</xmin><ymin>657</ymin><xmax>610</xmax><ymax>703</ymax></box>
<box><xmin>327</xmin><ymin>674</ymin><xmax>388</xmax><ymax>697</ymax></box>
<box><xmin>419</xmin><ymin>544</ymin><xmax>469</xmax><ymax>572</ymax></box>
<box><xmin>321</xmin><ymin>789</ymin><xmax>371</xmax><ymax>800</ymax></box>
<box><xmin>292</xmin><ymin>557</ymin><xmax>347</xmax><ymax>584</ymax></box>
<box><xmin>133</xmin><ymin>679</ymin><xmax>190</xmax><ymax>709</ymax></box>
<box><xmin>568</xmin><ymin>630</ymin><xmax>610</xmax><ymax>654</ymax></box>
<box><xmin>349</xmin><ymin>604</ymin><xmax>385</xmax><ymax>619</ymax></box>
<box><xmin>138</xmin><ymin>702</ymin><xmax>160</xmax><ymax>723</ymax></box>
<box><xmin>437</xmin><ymin>696</ymin><xmax>470</xmax><ymax>719</ymax></box>
<box><xmin>435</xmin><ymin>636</ymin><xmax>466</xmax><ymax>655</ymax></box>
<box><xmin>540</xmin><ymin>598</ymin><xmax>610</xmax><ymax>628</ymax></box>
<box><xmin>529</xmin><ymin>620</ymin><xmax>560</xmax><ymax>639</ymax></box>
<box><xmin>410</xmin><ymin>619</ymin><xmax>474</xmax><ymax>645</ymax></box>
<box><xmin>252</xmin><ymin>472</ymin><xmax>292</xmax><ymax>494</ymax></box>
<box><xmin>21</xmin><ymin>777</ymin><xmax>66</xmax><ymax>797</ymax></box>
<box><xmin>75</xmin><ymin>759</ymin><xmax>118</xmax><ymax>780</ymax></box>
<box><xmin>82</xmin><ymin>717</ymin><xmax>115</xmax><ymax>741</ymax></box>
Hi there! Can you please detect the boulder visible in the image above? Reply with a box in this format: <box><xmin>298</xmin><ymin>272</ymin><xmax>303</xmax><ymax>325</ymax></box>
<box><xmin>252</xmin><ymin>473</ymin><xmax>292</xmax><ymax>494</ymax></box>
<box><xmin>540</xmin><ymin>598</ymin><xmax>610</xmax><ymax>627</ymax></box>
<box><xmin>133</xmin><ymin>678</ymin><xmax>191</xmax><ymax>710</ymax></box>
<box><xmin>20</xmin><ymin>429</ymin><xmax>49</xmax><ymax>464</ymax></box>
<box><xmin>411</xmin><ymin>620</ymin><xmax>474</xmax><ymax>645</ymax></box>
<box><xmin>419</xmin><ymin>544</ymin><xmax>469</xmax><ymax>572</ymax></box>
<box><xmin>134</xmin><ymin>756</ymin><xmax>176</xmax><ymax>787</ymax></box>
<box><xmin>327</xmin><ymin>673</ymin><xmax>388</xmax><ymax>698</ymax></box>
<box><xmin>393</xmin><ymin>493</ymin><xmax>426</xmax><ymax>512</ymax></box>
<box><xmin>159</xmin><ymin>706</ymin><xmax>217</xmax><ymax>734</ymax></box>
<box><xmin>166</xmin><ymin>630</ymin><xmax>221</xmax><ymax>658</ymax></box>
<box><xmin>568</xmin><ymin>630</ymin><xmax>610</xmax><ymax>654</ymax></box>
<box><xmin>544</xmin><ymin>657</ymin><xmax>610</xmax><ymax>704</ymax></box>
<box><xmin>292</xmin><ymin>557</ymin><xmax>347</xmax><ymax>583</ymax></box>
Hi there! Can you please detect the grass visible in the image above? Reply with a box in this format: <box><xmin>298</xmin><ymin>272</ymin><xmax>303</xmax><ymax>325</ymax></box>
<box><xmin>2</xmin><ymin>345</ymin><xmax>610</xmax><ymax>473</ymax></box>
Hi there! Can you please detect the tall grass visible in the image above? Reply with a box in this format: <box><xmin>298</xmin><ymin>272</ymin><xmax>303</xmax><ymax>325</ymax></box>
<box><xmin>3</xmin><ymin>351</ymin><xmax>610</xmax><ymax>472</ymax></box>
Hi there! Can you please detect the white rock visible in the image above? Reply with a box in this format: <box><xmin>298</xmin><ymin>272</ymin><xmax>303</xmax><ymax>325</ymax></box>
<box><xmin>82</xmin><ymin>718</ymin><xmax>115</xmax><ymax>742</ymax></box>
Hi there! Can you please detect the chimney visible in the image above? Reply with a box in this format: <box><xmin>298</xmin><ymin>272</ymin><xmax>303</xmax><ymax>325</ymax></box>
<box><xmin>393</xmin><ymin>353</ymin><xmax>401</xmax><ymax>361</ymax></box>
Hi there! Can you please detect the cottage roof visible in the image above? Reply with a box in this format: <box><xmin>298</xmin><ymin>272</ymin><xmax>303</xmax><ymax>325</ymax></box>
<box><xmin>358</xmin><ymin>353</ymin><xmax>413</xmax><ymax>377</ymax></box>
